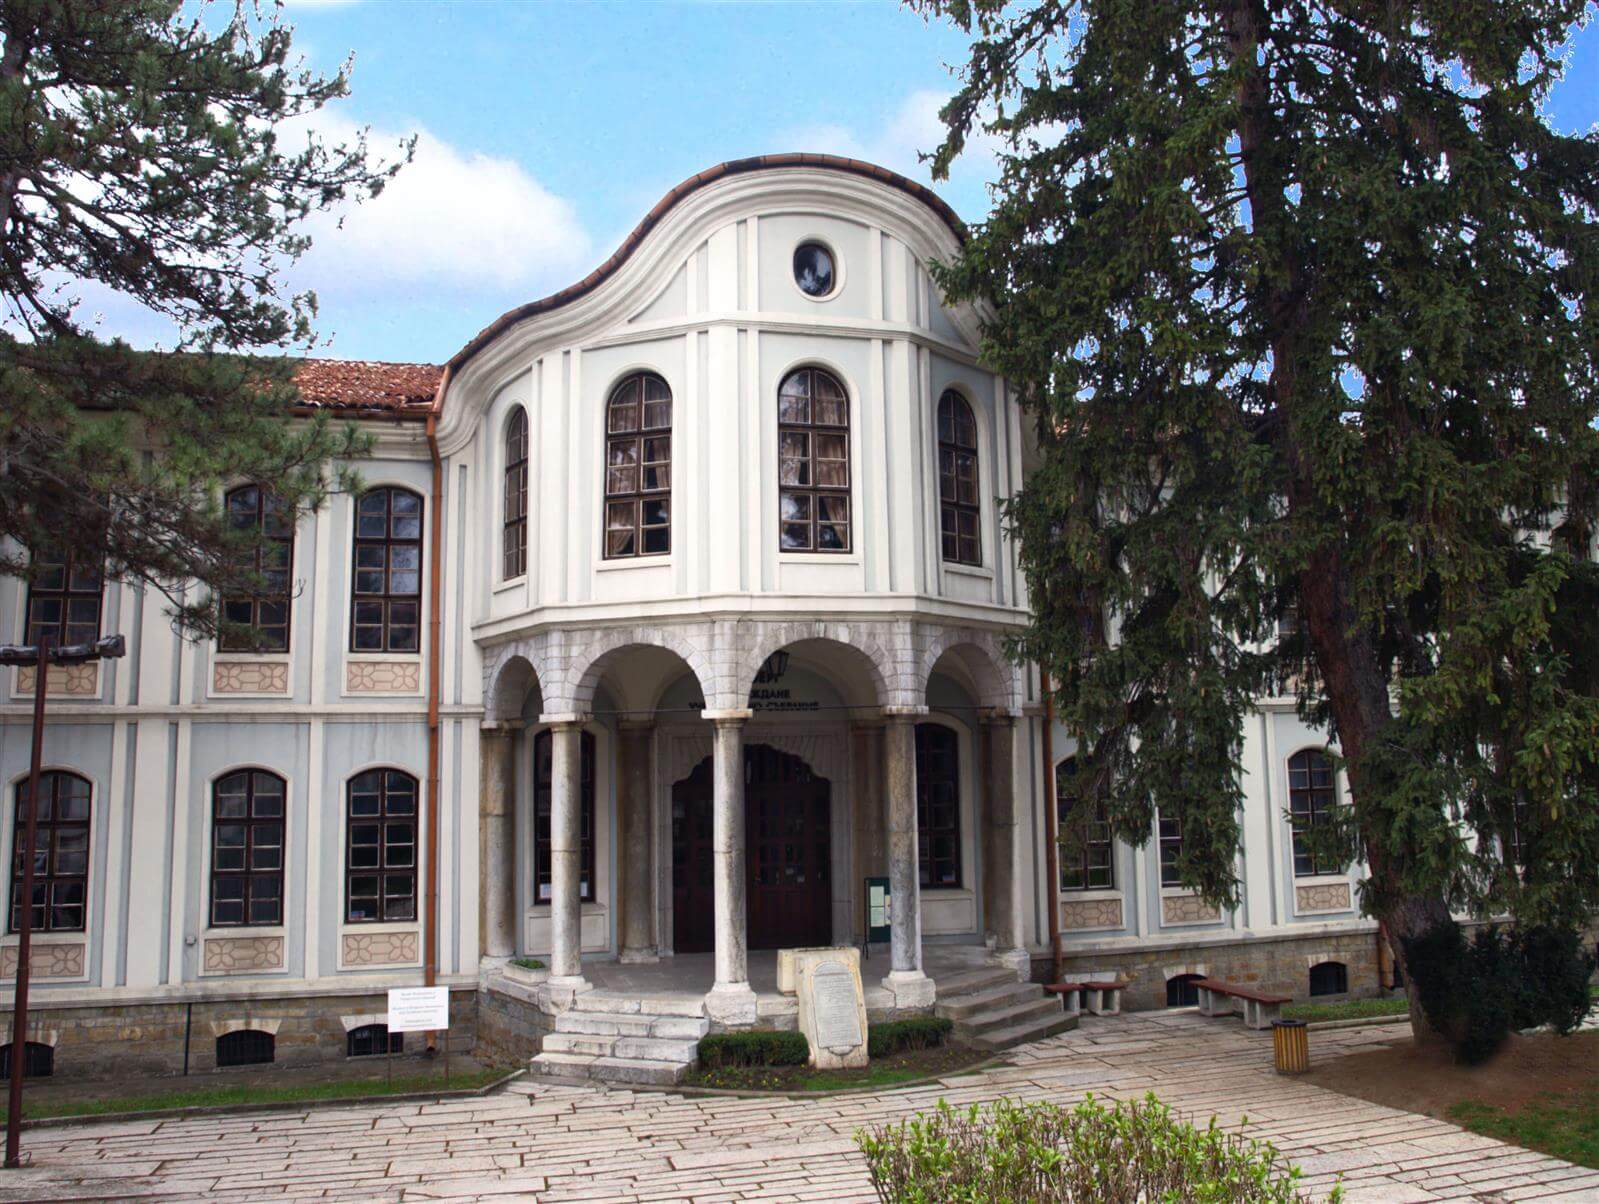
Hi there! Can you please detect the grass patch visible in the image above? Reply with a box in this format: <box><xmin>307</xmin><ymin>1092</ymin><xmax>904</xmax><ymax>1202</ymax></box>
<box><xmin>1282</xmin><ymin>995</ymin><xmax>1410</xmax><ymax>1024</ymax></box>
<box><xmin>0</xmin><ymin>1065</ymin><xmax>509</xmax><ymax>1123</ymax></box>
<box><xmin>1450</xmin><ymin>1086</ymin><xmax>1599</xmax><ymax>1170</ymax></box>
<box><xmin>683</xmin><ymin>1044</ymin><xmax>985</xmax><ymax>1093</ymax></box>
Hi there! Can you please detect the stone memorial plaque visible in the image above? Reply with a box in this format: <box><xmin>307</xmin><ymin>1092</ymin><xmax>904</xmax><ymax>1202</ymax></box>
<box><xmin>812</xmin><ymin>962</ymin><xmax>863</xmax><ymax>1050</ymax></box>
<box><xmin>792</xmin><ymin>946</ymin><xmax>869</xmax><ymax>1069</ymax></box>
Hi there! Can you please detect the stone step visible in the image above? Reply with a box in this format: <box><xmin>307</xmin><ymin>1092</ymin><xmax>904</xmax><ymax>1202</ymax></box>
<box><xmin>540</xmin><ymin>1032</ymin><xmax>620</xmax><ymax>1057</ymax></box>
<box><xmin>968</xmin><ymin>1010</ymin><xmax>1078</xmax><ymax>1052</ymax></box>
<box><xmin>934</xmin><ymin>967</ymin><xmax>1020</xmax><ymax>998</ymax></box>
<box><xmin>554</xmin><ymin>1010</ymin><xmax>709</xmax><ymax>1040</ymax></box>
<box><xmin>950</xmin><ymin>996</ymin><xmax>1063</xmax><ymax>1037</ymax></box>
<box><xmin>935</xmin><ymin>981</ymin><xmax>1040</xmax><ymax>1021</ymax></box>
<box><xmin>527</xmin><ymin>1050</ymin><xmax>689</xmax><ymax>1086</ymax></box>
<box><xmin>571</xmin><ymin>990</ymin><xmax>705</xmax><ymax>1018</ymax></box>
<box><xmin>611</xmin><ymin>1036</ymin><xmax>700</xmax><ymax>1063</ymax></box>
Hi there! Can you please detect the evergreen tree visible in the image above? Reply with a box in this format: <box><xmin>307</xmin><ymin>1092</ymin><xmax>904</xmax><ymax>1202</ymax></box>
<box><xmin>0</xmin><ymin>0</ymin><xmax>407</xmax><ymax>640</ymax></box>
<box><xmin>921</xmin><ymin>0</ymin><xmax>1599</xmax><ymax>1045</ymax></box>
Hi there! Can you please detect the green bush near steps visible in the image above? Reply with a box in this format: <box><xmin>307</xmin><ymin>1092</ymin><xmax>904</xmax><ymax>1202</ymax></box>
<box><xmin>857</xmin><ymin>1094</ymin><xmax>1334</xmax><ymax>1204</ymax></box>
<box><xmin>867</xmin><ymin>1017</ymin><xmax>953</xmax><ymax>1058</ymax></box>
<box><xmin>698</xmin><ymin>1018</ymin><xmax>953</xmax><ymax>1070</ymax></box>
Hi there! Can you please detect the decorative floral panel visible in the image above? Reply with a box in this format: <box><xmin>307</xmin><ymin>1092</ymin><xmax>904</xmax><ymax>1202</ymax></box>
<box><xmin>1161</xmin><ymin>893</ymin><xmax>1221</xmax><ymax>925</ymax></box>
<box><xmin>345</xmin><ymin>661</ymin><xmax>421</xmax><ymax>694</ymax></box>
<box><xmin>202</xmin><ymin>935</ymin><xmax>284</xmax><ymax>973</ymax></box>
<box><xmin>342</xmin><ymin>929</ymin><xmax>420</xmax><ymax>967</ymax></box>
<box><xmin>212</xmin><ymin>660</ymin><xmax>289</xmax><ymax>694</ymax></box>
<box><xmin>1295</xmin><ymin>882</ymin><xmax>1352</xmax><ymax>913</ymax></box>
<box><xmin>1060</xmin><ymin>898</ymin><xmax>1122</xmax><ymax>930</ymax></box>
<box><xmin>0</xmin><ymin>942</ymin><xmax>85</xmax><ymax>979</ymax></box>
<box><xmin>14</xmin><ymin>663</ymin><xmax>98</xmax><ymax>698</ymax></box>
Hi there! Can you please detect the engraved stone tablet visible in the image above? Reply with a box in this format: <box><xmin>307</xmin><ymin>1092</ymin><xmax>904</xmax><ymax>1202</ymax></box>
<box><xmin>813</xmin><ymin>962</ymin><xmax>863</xmax><ymax>1050</ymax></box>
<box><xmin>793</xmin><ymin>946</ymin><xmax>869</xmax><ymax>1069</ymax></box>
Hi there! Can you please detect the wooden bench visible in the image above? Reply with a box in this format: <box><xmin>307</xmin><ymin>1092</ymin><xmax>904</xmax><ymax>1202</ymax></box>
<box><xmin>1193</xmin><ymin>978</ymin><xmax>1291</xmax><ymax>1030</ymax></box>
<box><xmin>1045</xmin><ymin>978</ymin><xmax>1130</xmax><ymax>1018</ymax></box>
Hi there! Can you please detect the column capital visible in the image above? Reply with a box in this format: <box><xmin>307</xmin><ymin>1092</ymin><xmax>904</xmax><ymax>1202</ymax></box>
<box><xmin>538</xmin><ymin>712</ymin><xmax>591</xmax><ymax>729</ymax></box>
<box><xmin>980</xmin><ymin>708</ymin><xmax>1018</xmax><ymax>726</ymax></box>
<box><xmin>701</xmin><ymin>707</ymin><xmax>754</xmax><ymax>727</ymax></box>
<box><xmin>880</xmin><ymin>705</ymin><xmax>930</xmax><ymax>722</ymax></box>
<box><xmin>479</xmin><ymin>719</ymin><xmax>525</xmax><ymax>733</ymax></box>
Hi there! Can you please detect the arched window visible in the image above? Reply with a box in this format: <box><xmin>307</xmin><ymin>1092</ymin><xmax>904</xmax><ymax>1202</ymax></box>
<box><xmin>346</xmin><ymin>769</ymin><xmax>418</xmax><ymax>923</ymax></box>
<box><xmin>937</xmin><ymin>390</ymin><xmax>980</xmax><ymax>565</ymax></box>
<box><xmin>0</xmin><ymin>1041</ymin><xmax>53</xmax><ymax>1078</ymax></box>
<box><xmin>1056</xmin><ymin>757</ymin><xmax>1114</xmax><ymax>891</ymax></box>
<box><xmin>216</xmin><ymin>1029</ymin><xmax>274</xmax><ymax>1067</ymax></box>
<box><xmin>778</xmin><ymin>367</ymin><xmax>850</xmax><ymax>552</ymax></box>
<box><xmin>24</xmin><ymin>548</ymin><xmax>102</xmax><ymax>649</ymax></box>
<box><xmin>1166</xmin><ymin>973</ymin><xmax>1205</xmax><ymax>1008</ymax></box>
<box><xmin>532</xmin><ymin>729</ymin><xmax>596</xmax><ymax>903</ymax></box>
<box><xmin>1288</xmin><ymin>750</ymin><xmax>1343</xmax><ymax>877</ymax></box>
<box><xmin>347</xmin><ymin>1023</ymin><xmax>402</xmax><ymax>1057</ymax></box>
<box><xmin>351</xmin><ymin>487</ymin><xmax>423</xmax><ymax>653</ymax></box>
<box><xmin>604</xmin><ymin>373</ymin><xmax>672</xmax><ymax>558</ymax></box>
<box><xmin>210</xmin><ymin>770</ymin><xmax>285</xmax><ymax>928</ymax></box>
<box><xmin>915</xmin><ymin>724</ymin><xmax>962</xmax><ymax>889</ymax></box>
<box><xmin>220</xmin><ymin>484</ymin><xmax>293</xmax><ymax>652</ymax></box>
<box><xmin>1309</xmin><ymin>960</ymin><xmax>1348</xmax><ymax>997</ymax></box>
<box><xmin>503</xmin><ymin>408</ymin><xmax>529</xmax><ymax>579</ymax></box>
<box><xmin>10</xmin><ymin>771</ymin><xmax>90</xmax><ymax>934</ymax></box>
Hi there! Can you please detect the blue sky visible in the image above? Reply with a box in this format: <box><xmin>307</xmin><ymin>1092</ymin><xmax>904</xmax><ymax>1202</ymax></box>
<box><xmin>97</xmin><ymin>2</ymin><xmax>1599</xmax><ymax>364</ymax></box>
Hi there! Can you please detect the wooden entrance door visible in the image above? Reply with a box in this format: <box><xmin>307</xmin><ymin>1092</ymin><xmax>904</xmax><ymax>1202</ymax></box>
<box><xmin>670</xmin><ymin>744</ymin><xmax>832</xmax><ymax>954</ymax></box>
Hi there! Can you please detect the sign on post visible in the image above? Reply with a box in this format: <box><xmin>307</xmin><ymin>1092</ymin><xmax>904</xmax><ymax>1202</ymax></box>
<box><xmin>865</xmin><ymin>876</ymin><xmax>891</xmax><ymax>950</ymax></box>
<box><xmin>387</xmin><ymin>986</ymin><xmax>449</xmax><ymax>1033</ymax></box>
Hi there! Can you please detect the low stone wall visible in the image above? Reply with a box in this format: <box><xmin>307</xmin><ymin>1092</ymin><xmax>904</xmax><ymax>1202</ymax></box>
<box><xmin>1033</xmin><ymin>930</ymin><xmax>1388</xmax><ymax>1012</ymax></box>
<box><xmin>476</xmin><ymin>977</ymin><xmax>552</xmax><ymax>1064</ymax></box>
<box><xmin>0</xmin><ymin>989</ymin><xmax>478</xmax><ymax>1078</ymax></box>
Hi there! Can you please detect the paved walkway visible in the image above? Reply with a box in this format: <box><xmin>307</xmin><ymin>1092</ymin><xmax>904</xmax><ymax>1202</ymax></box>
<box><xmin>3</xmin><ymin>1012</ymin><xmax>1596</xmax><ymax>1202</ymax></box>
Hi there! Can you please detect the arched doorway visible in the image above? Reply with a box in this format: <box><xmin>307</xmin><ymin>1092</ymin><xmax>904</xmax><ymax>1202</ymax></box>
<box><xmin>672</xmin><ymin>744</ymin><xmax>832</xmax><ymax>953</ymax></box>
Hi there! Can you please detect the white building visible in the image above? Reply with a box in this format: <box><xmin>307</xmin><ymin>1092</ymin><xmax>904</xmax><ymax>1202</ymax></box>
<box><xmin>0</xmin><ymin>156</ymin><xmax>1382</xmax><ymax>1083</ymax></box>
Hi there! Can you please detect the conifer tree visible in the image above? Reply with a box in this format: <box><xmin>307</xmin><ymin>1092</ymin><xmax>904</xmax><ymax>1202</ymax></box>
<box><xmin>922</xmin><ymin>0</ymin><xmax>1599</xmax><ymax>1045</ymax></box>
<box><xmin>0</xmin><ymin>0</ymin><xmax>407</xmax><ymax>639</ymax></box>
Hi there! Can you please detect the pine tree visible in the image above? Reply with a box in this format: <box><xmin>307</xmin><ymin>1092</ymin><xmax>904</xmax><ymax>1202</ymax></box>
<box><xmin>0</xmin><ymin>0</ymin><xmax>408</xmax><ymax>639</ymax></box>
<box><xmin>921</xmin><ymin>0</ymin><xmax>1599</xmax><ymax>1045</ymax></box>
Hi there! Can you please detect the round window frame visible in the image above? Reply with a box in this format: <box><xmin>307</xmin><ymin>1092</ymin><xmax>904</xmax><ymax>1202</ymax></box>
<box><xmin>790</xmin><ymin>238</ymin><xmax>842</xmax><ymax>302</ymax></box>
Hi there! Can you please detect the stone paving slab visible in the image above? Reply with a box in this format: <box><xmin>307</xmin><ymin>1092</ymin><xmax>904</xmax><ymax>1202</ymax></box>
<box><xmin>0</xmin><ymin>1012</ymin><xmax>1593</xmax><ymax>1202</ymax></box>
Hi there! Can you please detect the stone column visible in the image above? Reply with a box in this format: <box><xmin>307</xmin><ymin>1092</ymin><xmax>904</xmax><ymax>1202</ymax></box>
<box><xmin>704</xmin><ymin>708</ymin><xmax>757</xmax><ymax>1024</ymax></box>
<box><xmin>883</xmin><ymin>709</ymin><xmax>935</xmax><ymax>1008</ymax></box>
<box><xmin>981</xmin><ymin>712</ymin><xmax>1028</xmax><ymax>976</ymax></box>
<box><xmin>546</xmin><ymin>716</ymin><xmax>588</xmax><ymax>990</ymax></box>
<box><xmin>617</xmin><ymin>721</ymin><xmax>656</xmax><ymax>963</ymax></box>
<box><xmin>478</xmin><ymin>723</ymin><xmax>518</xmax><ymax>961</ymax></box>
<box><xmin>850</xmin><ymin>721</ymin><xmax>887</xmax><ymax>943</ymax></box>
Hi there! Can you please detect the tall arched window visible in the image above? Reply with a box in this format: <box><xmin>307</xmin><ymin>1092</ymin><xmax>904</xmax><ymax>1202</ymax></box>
<box><xmin>1288</xmin><ymin>749</ymin><xmax>1343</xmax><ymax>876</ymax></box>
<box><xmin>937</xmin><ymin>389</ymin><xmax>980</xmax><ymax>565</ymax></box>
<box><xmin>915</xmin><ymin>724</ymin><xmax>962</xmax><ymax>888</ymax></box>
<box><xmin>604</xmin><ymin>373</ymin><xmax>672</xmax><ymax>558</ymax></box>
<box><xmin>778</xmin><ymin>367</ymin><xmax>851</xmax><ymax>552</ymax></box>
<box><xmin>10</xmin><ymin>771</ymin><xmax>90</xmax><ymax>933</ymax></box>
<box><xmin>210</xmin><ymin>770</ymin><xmax>285</xmax><ymax>927</ymax></box>
<box><xmin>345</xmin><ymin>769</ymin><xmax>418</xmax><ymax>923</ymax></box>
<box><xmin>351</xmin><ymin>487</ymin><xmax>423</xmax><ymax>652</ymax></box>
<box><xmin>1056</xmin><ymin>757</ymin><xmax>1114</xmax><ymax>890</ymax></box>
<box><xmin>532</xmin><ymin>729</ymin><xmax>596</xmax><ymax>903</ymax></box>
<box><xmin>502</xmin><ymin>408</ymin><xmax>529</xmax><ymax>579</ymax></box>
<box><xmin>220</xmin><ymin>485</ymin><xmax>293</xmax><ymax>652</ymax></box>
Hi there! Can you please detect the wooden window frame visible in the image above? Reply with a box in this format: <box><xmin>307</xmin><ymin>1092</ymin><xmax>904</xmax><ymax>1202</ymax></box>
<box><xmin>1157</xmin><ymin>812</ymin><xmax>1183</xmax><ymax>888</ymax></box>
<box><xmin>603</xmin><ymin>373</ymin><xmax>672</xmax><ymax>559</ymax></box>
<box><xmin>778</xmin><ymin>367</ymin><xmax>852</xmax><ymax>553</ymax></box>
<box><xmin>350</xmin><ymin>487</ymin><xmax>423</xmax><ymax>654</ymax></box>
<box><xmin>1056</xmin><ymin>758</ymin><xmax>1115</xmax><ymax>891</ymax></box>
<box><xmin>1288</xmin><ymin>749</ymin><xmax>1343</xmax><ymax>877</ymax></box>
<box><xmin>914</xmin><ymin>723</ymin><xmax>963</xmax><ymax>889</ymax></box>
<box><xmin>24</xmin><ymin>550</ymin><xmax>102</xmax><ymax>650</ymax></box>
<box><xmin>937</xmin><ymin>390</ymin><xmax>981</xmax><ymax>566</ymax></box>
<box><xmin>209</xmin><ymin>770</ymin><xmax>285</xmax><ymax>928</ymax></box>
<box><xmin>219</xmin><ymin>484</ymin><xmax>294</xmax><ymax>653</ymax></box>
<box><xmin>344</xmin><ymin>769</ymin><xmax>419</xmax><ymax>924</ymax></box>
<box><xmin>9</xmin><ymin>770</ymin><xmax>90</xmax><ymax>934</ymax></box>
<box><xmin>502</xmin><ymin>408</ymin><xmax>529</xmax><ymax>580</ymax></box>
<box><xmin>532</xmin><ymin>729</ymin><xmax>596</xmax><ymax>905</ymax></box>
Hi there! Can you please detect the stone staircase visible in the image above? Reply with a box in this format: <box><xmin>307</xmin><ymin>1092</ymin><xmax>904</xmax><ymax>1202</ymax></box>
<box><xmin>935</xmin><ymin>965</ymin><xmax>1077</xmax><ymax>1051</ymax></box>
<box><xmin>529</xmin><ymin>989</ymin><xmax>708</xmax><ymax>1086</ymax></box>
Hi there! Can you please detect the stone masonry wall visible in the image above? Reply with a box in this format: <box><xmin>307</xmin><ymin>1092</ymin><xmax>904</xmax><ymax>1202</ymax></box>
<box><xmin>476</xmin><ymin>982</ymin><xmax>552</xmax><ymax>1065</ymax></box>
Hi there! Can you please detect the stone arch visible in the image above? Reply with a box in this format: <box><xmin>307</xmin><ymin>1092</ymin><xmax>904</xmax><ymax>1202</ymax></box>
<box><xmin>738</xmin><ymin>620</ymin><xmax>904</xmax><ymax>710</ymax></box>
<box><xmin>562</xmin><ymin>625</ymin><xmax>713</xmax><ymax>717</ymax></box>
<box><xmin>917</xmin><ymin>626</ymin><xmax>1019</xmax><ymax>713</ymax></box>
<box><xmin>484</xmin><ymin>648</ymin><xmax>543</xmax><ymax>723</ymax></box>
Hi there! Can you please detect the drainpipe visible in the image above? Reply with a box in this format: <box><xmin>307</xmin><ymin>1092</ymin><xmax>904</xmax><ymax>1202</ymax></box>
<box><xmin>423</xmin><ymin>367</ymin><xmax>452</xmax><ymax>1017</ymax></box>
<box><xmin>1040</xmin><ymin>666</ymin><xmax>1063</xmax><ymax>983</ymax></box>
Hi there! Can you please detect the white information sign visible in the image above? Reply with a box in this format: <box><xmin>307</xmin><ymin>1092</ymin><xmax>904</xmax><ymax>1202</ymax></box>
<box><xmin>387</xmin><ymin>986</ymin><xmax>449</xmax><ymax>1033</ymax></box>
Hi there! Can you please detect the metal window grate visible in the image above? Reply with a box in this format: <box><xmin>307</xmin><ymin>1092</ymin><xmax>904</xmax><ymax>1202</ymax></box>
<box><xmin>216</xmin><ymin>1028</ymin><xmax>275</xmax><ymax>1067</ymax></box>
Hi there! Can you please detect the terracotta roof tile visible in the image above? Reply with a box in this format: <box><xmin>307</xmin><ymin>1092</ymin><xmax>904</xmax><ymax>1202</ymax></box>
<box><xmin>293</xmin><ymin>358</ymin><xmax>443</xmax><ymax>417</ymax></box>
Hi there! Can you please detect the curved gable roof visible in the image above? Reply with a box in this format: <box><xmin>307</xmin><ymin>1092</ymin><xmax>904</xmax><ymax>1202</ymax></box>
<box><xmin>446</xmin><ymin>154</ymin><xmax>966</xmax><ymax>375</ymax></box>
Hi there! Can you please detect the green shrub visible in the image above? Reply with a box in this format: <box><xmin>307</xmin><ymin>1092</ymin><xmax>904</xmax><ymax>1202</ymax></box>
<box><xmin>867</xmin><ymin>1017</ymin><xmax>953</xmax><ymax>1058</ymax></box>
<box><xmin>697</xmin><ymin>1031</ymin><xmax>809</xmax><ymax>1069</ymax></box>
<box><xmin>509</xmin><ymin>957</ymin><xmax>545</xmax><ymax>970</ymax></box>
<box><xmin>1405</xmin><ymin>923</ymin><xmax>1595</xmax><ymax>1064</ymax></box>
<box><xmin>857</xmin><ymin>1095</ymin><xmax>1326</xmax><ymax>1203</ymax></box>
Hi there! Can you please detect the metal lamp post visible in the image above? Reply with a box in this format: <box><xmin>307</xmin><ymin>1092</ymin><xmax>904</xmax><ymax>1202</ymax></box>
<box><xmin>0</xmin><ymin>633</ymin><xmax>124</xmax><ymax>1169</ymax></box>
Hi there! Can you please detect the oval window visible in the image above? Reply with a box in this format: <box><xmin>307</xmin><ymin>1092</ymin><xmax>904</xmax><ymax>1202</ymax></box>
<box><xmin>793</xmin><ymin>242</ymin><xmax>836</xmax><ymax>298</ymax></box>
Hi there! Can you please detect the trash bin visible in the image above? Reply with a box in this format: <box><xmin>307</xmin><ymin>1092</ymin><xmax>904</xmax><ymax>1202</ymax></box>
<box><xmin>1272</xmin><ymin>1018</ymin><xmax>1309</xmax><ymax>1074</ymax></box>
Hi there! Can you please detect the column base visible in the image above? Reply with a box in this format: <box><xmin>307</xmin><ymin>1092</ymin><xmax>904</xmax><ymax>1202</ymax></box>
<box><xmin>705</xmin><ymin>981</ymin><xmax>758</xmax><ymax>1026</ymax></box>
<box><xmin>991</xmin><ymin>948</ymin><xmax>1031</xmax><ymax>980</ymax></box>
<box><xmin>540</xmin><ymin>975</ymin><xmax>592</xmax><ymax>1012</ymax></box>
<box><xmin>882</xmin><ymin>969</ymin><xmax>936</xmax><ymax>1011</ymax></box>
<box><xmin>619</xmin><ymin>947</ymin><xmax>660</xmax><ymax>965</ymax></box>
